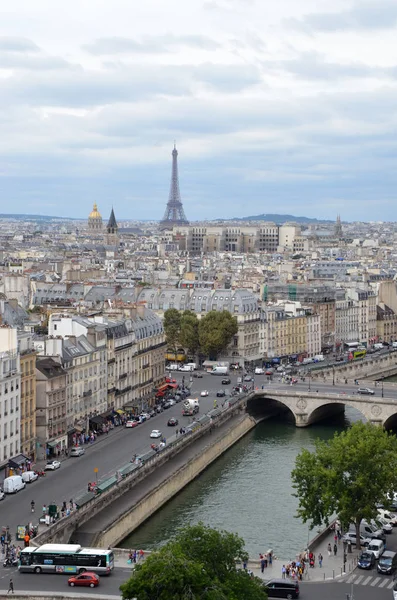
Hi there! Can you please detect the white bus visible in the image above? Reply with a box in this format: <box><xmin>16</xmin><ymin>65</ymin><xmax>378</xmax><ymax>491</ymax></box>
<box><xmin>18</xmin><ymin>543</ymin><xmax>114</xmax><ymax>575</ymax></box>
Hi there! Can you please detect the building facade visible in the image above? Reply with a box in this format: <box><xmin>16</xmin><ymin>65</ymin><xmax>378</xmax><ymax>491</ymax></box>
<box><xmin>18</xmin><ymin>332</ymin><xmax>36</xmax><ymax>461</ymax></box>
<box><xmin>0</xmin><ymin>328</ymin><xmax>21</xmax><ymax>469</ymax></box>
<box><xmin>36</xmin><ymin>357</ymin><xmax>67</xmax><ymax>460</ymax></box>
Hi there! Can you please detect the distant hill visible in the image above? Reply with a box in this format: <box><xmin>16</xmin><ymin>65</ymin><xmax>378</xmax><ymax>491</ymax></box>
<box><xmin>0</xmin><ymin>213</ymin><xmax>76</xmax><ymax>221</ymax></box>
<box><xmin>230</xmin><ymin>214</ymin><xmax>333</xmax><ymax>224</ymax></box>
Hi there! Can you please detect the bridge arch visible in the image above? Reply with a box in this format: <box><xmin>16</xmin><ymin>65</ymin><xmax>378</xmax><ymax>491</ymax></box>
<box><xmin>246</xmin><ymin>393</ymin><xmax>299</xmax><ymax>424</ymax></box>
<box><xmin>306</xmin><ymin>401</ymin><xmax>367</xmax><ymax>427</ymax></box>
<box><xmin>382</xmin><ymin>411</ymin><xmax>397</xmax><ymax>431</ymax></box>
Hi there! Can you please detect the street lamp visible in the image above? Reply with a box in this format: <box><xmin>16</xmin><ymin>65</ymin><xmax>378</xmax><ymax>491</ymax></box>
<box><xmin>308</xmin><ymin>373</ymin><xmax>311</xmax><ymax>392</ymax></box>
<box><xmin>382</xmin><ymin>377</ymin><xmax>384</xmax><ymax>398</ymax></box>
<box><xmin>332</xmin><ymin>365</ymin><xmax>335</xmax><ymax>386</ymax></box>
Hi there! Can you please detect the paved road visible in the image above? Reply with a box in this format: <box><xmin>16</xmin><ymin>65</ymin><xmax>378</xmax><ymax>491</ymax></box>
<box><xmin>0</xmin><ymin>370</ymin><xmax>242</xmax><ymax>537</ymax></box>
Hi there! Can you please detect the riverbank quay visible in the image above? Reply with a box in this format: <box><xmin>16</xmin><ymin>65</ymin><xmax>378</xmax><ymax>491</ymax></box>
<box><xmin>0</xmin><ymin>594</ymin><xmax>120</xmax><ymax>600</ymax></box>
<box><xmin>78</xmin><ymin>412</ymin><xmax>258</xmax><ymax>547</ymax></box>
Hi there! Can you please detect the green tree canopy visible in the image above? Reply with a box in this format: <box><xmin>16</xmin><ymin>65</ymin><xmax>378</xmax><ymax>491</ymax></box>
<box><xmin>120</xmin><ymin>523</ymin><xmax>267</xmax><ymax>600</ymax></box>
<box><xmin>198</xmin><ymin>311</ymin><xmax>238</xmax><ymax>360</ymax></box>
<box><xmin>163</xmin><ymin>308</ymin><xmax>181</xmax><ymax>352</ymax></box>
<box><xmin>179</xmin><ymin>310</ymin><xmax>200</xmax><ymax>356</ymax></box>
<box><xmin>292</xmin><ymin>422</ymin><xmax>397</xmax><ymax>548</ymax></box>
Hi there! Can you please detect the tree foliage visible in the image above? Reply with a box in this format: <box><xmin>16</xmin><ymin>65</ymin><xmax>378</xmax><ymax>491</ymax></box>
<box><xmin>179</xmin><ymin>310</ymin><xmax>200</xmax><ymax>355</ymax></box>
<box><xmin>120</xmin><ymin>523</ymin><xmax>267</xmax><ymax>600</ymax></box>
<box><xmin>198</xmin><ymin>311</ymin><xmax>238</xmax><ymax>359</ymax></box>
<box><xmin>163</xmin><ymin>308</ymin><xmax>181</xmax><ymax>352</ymax></box>
<box><xmin>292</xmin><ymin>422</ymin><xmax>397</xmax><ymax>548</ymax></box>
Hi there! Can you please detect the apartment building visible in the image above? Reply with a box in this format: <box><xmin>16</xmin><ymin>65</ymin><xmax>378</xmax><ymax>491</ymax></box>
<box><xmin>0</xmin><ymin>328</ymin><xmax>21</xmax><ymax>469</ymax></box>
<box><xmin>36</xmin><ymin>357</ymin><xmax>67</xmax><ymax>460</ymax></box>
<box><xmin>18</xmin><ymin>332</ymin><xmax>36</xmax><ymax>461</ymax></box>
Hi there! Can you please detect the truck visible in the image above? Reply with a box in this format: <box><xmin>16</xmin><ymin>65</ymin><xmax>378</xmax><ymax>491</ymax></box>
<box><xmin>314</xmin><ymin>354</ymin><xmax>324</xmax><ymax>362</ymax></box>
<box><xmin>182</xmin><ymin>398</ymin><xmax>200</xmax><ymax>416</ymax></box>
<box><xmin>211</xmin><ymin>366</ymin><xmax>229</xmax><ymax>376</ymax></box>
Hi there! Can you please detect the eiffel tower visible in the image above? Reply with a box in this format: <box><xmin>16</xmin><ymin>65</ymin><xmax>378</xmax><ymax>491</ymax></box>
<box><xmin>159</xmin><ymin>144</ymin><xmax>189</xmax><ymax>230</ymax></box>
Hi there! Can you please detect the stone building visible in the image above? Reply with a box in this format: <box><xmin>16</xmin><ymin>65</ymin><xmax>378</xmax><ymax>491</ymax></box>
<box><xmin>0</xmin><ymin>327</ymin><xmax>21</xmax><ymax>469</ymax></box>
<box><xmin>36</xmin><ymin>357</ymin><xmax>67</xmax><ymax>460</ymax></box>
<box><xmin>18</xmin><ymin>332</ymin><xmax>36</xmax><ymax>461</ymax></box>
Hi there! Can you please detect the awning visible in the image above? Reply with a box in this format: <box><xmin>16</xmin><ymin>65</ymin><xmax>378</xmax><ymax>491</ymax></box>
<box><xmin>8</xmin><ymin>454</ymin><xmax>30</xmax><ymax>468</ymax></box>
<box><xmin>90</xmin><ymin>415</ymin><xmax>105</xmax><ymax>426</ymax></box>
<box><xmin>115</xmin><ymin>409</ymin><xmax>124</xmax><ymax>415</ymax></box>
<box><xmin>47</xmin><ymin>441</ymin><xmax>58</xmax><ymax>448</ymax></box>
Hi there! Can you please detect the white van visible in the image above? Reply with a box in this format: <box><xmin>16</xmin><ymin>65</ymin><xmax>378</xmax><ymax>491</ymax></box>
<box><xmin>186</xmin><ymin>363</ymin><xmax>197</xmax><ymax>370</ymax></box>
<box><xmin>255</xmin><ymin>367</ymin><xmax>264</xmax><ymax>375</ymax></box>
<box><xmin>366</xmin><ymin>539</ymin><xmax>385</xmax><ymax>559</ymax></box>
<box><xmin>22</xmin><ymin>471</ymin><xmax>38</xmax><ymax>484</ymax></box>
<box><xmin>3</xmin><ymin>475</ymin><xmax>26</xmax><ymax>494</ymax></box>
<box><xmin>374</xmin><ymin>343</ymin><xmax>384</xmax><ymax>350</ymax></box>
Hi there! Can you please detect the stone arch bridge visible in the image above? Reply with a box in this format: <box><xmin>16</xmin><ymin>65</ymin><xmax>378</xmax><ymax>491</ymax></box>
<box><xmin>245</xmin><ymin>389</ymin><xmax>397</xmax><ymax>428</ymax></box>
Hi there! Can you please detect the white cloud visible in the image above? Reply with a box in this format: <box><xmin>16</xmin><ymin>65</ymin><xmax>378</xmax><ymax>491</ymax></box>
<box><xmin>0</xmin><ymin>0</ymin><xmax>396</xmax><ymax>220</ymax></box>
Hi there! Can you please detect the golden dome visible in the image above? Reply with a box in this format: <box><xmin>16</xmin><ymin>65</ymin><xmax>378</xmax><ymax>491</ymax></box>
<box><xmin>89</xmin><ymin>203</ymin><xmax>102</xmax><ymax>219</ymax></box>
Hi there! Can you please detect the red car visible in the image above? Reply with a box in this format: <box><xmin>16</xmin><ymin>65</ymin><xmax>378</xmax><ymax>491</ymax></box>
<box><xmin>165</xmin><ymin>377</ymin><xmax>176</xmax><ymax>383</ymax></box>
<box><xmin>68</xmin><ymin>572</ymin><xmax>99</xmax><ymax>588</ymax></box>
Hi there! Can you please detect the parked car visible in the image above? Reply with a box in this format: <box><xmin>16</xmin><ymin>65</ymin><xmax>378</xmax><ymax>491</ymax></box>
<box><xmin>168</xmin><ymin>399</ymin><xmax>176</xmax><ymax>406</ymax></box>
<box><xmin>342</xmin><ymin>532</ymin><xmax>370</xmax><ymax>547</ymax></box>
<box><xmin>216</xmin><ymin>390</ymin><xmax>226</xmax><ymax>397</ymax></box>
<box><xmin>200</xmin><ymin>390</ymin><xmax>209</xmax><ymax>397</ymax></box>
<box><xmin>357</xmin><ymin>551</ymin><xmax>376</xmax><ymax>570</ymax></box>
<box><xmin>377</xmin><ymin>550</ymin><xmax>397</xmax><ymax>575</ymax></box>
<box><xmin>357</xmin><ymin>388</ymin><xmax>375</xmax><ymax>395</ymax></box>
<box><xmin>125</xmin><ymin>420</ymin><xmax>138</xmax><ymax>428</ymax></box>
<box><xmin>366</xmin><ymin>539</ymin><xmax>385</xmax><ymax>559</ymax></box>
<box><xmin>0</xmin><ymin>489</ymin><xmax>5</xmax><ymax>501</ymax></box>
<box><xmin>150</xmin><ymin>430</ymin><xmax>162</xmax><ymax>439</ymax></box>
<box><xmin>221</xmin><ymin>378</ymin><xmax>231</xmax><ymax>385</ymax></box>
<box><xmin>45</xmin><ymin>460</ymin><xmax>61</xmax><ymax>471</ymax></box>
<box><xmin>167</xmin><ymin>418</ymin><xmax>179</xmax><ymax>427</ymax></box>
<box><xmin>68</xmin><ymin>572</ymin><xmax>99</xmax><ymax>588</ymax></box>
<box><xmin>141</xmin><ymin>412</ymin><xmax>151</xmax><ymax>420</ymax></box>
<box><xmin>162</xmin><ymin>401</ymin><xmax>171</xmax><ymax>409</ymax></box>
<box><xmin>22</xmin><ymin>470</ymin><xmax>39</xmax><ymax>483</ymax></box>
<box><xmin>139</xmin><ymin>414</ymin><xmax>147</xmax><ymax>422</ymax></box>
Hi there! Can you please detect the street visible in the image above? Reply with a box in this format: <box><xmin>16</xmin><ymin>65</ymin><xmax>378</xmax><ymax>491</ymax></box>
<box><xmin>2</xmin><ymin>369</ymin><xmax>397</xmax><ymax>540</ymax></box>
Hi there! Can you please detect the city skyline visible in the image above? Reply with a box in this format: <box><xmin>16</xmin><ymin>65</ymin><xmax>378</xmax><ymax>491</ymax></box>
<box><xmin>0</xmin><ymin>1</ymin><xmax>397</xmax><ymax>221</ymax></box>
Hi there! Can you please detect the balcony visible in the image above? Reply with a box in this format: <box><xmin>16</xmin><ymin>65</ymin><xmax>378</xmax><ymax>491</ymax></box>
<box><xmin>83</xmin><ymin>390</ymin><xmax>92</xmax><ymax>398</ymax></box>
<box><xmin>118</xmin><ymin>373</ymin><xmax>127</xmax><ymax>380</ymax></box>
<box><xmin>115</xmin><ymin>385</ymin><xmax>132</xmax><ymax>396</ymax></box>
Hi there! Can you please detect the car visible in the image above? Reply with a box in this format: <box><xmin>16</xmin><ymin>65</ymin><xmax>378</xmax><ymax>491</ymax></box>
<box><xmin>68</xmin><ymin>572</ymin><xmax>99</xmax><ymax>588</ymax></box>
<box><xmin>264</xmin><ymin>578</ymin><xmax>300</xmax><ymax>599</ymax></box>
<box><xmin>141</xmin><ymin>412</ymin><xmax>151</xmax><ymax>420</ymax></box>
<box><xmin>70</xmin><ymin>447</ymin><xmax>85</xmax><ymax>457</ymax></box>
<box><xmin>341</xmin><ymin>532</ymin><xmax>370</xmax><ymax>547</ymax></box>
<box><xmin>216</xmin><ymin>390</ymin><xmax>226</xmax><ymax>397</ymax></box>
<box><xmin>44</xmin><ymin>460</ymin><xmax>61</xmax><ymax>471</ymax></box>
<box><xmin>200</xmin><ymin>390</ymin><xmax>209</xmax><ymax>397</ymax></box>
<box><xmin>193</xmin><ymin>372</ymin><xmax>203</xmax><ymax>378</ymax></box>
<box><xmin>168</xmin><ymin>399</ymin><xmax>176</xmax><ymax>406</ymax></box>
<box><xmin>139</xmin><ymin>414</ymin><xmax>147</xmax><ymax>422</ymax></box>
<box><xmin>167</xmin><ymin>418</ymin><xmax>179</xmax><ymax>427</ymax></box>
<box><xmin>0</xmin><ymin>490</ymin><xmax>5</xmax><ymax>501</ymax></box>
<box><xmin>221</xmin><ymin>378</ymin><xmax>231</xmax><ymax>385</ymax></box>
<box><xmin>150</xmin><ymin>430</ymin><xmax>163</xmax><ymax>439</ymax></box>
<box><xmin>357</xmin><ymin>551</ymin><xmax>376</xmax><ymax>569</ymax></box>
<box><xmin>357</xmin><ymin>388</ymin><xmax>375</xmax><ymax>395</ymax></box>
<box><xmin>162</xmin><ymin>401</ymin><xmax>171</xmax><ymax>409</ymax></box>
<box><xmin>244</xmin><ymin>375</ymin><xmax>252</xmax><ymax>382</ymax></box>
<box><xmin>125</xmin><ymin>420</ymin><xmax>139</xmax><ymax>428</ymax></box>
<box><xmin>165</xmin><ymin>377</ymin><xmax>176</xmax><ymax>383</ymax></box>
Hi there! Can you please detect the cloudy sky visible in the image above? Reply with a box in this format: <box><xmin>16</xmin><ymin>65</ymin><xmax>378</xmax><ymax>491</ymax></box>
<box><xmin>1</xmin><ymin>0</ymin><xmax>397</xmax><ymax>222</ymax></box>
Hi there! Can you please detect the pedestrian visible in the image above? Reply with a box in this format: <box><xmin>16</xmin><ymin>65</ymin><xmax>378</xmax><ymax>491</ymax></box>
<box><xmin>281</xmin><ymin>565</ymin><xmax>286</xmax><ymax>579</ymax></box>
<box><xmin>133</xmin><ymin>550</ymin><xmax>137</xmax><ymax>564</ymax></box>
<box><xmin>7</xmin><ymin>578</ymin><xmax>14</xmax><ymax>594</ymax></box>
<box><xmin>139</xmin><ymin>549</ymin><xmax>144</xmax><ymax>561</ymax></box>
<box><xmin>318</xmin><ymin>553</ymin><xmax>323</xmax><ymax>568</ymax></box>
<box><xmin>334</xmin><ymin>532</ymin><xmax>338</xmax><ymax>545</ymax></box>
<box><xmin>327</xmin><ymin>543</ymin><xmax>332</xmax><ymax>557</ymax></box>
<box><xmin>260</xmin><ymin>558</ymin><xmax>266</xmax><ymax>573</ymax></box>
<box><xmin>268</xmin><ymin>550</ymin><xmax>273</xmax><ymax>566</ymax></box>
<box><xmin>333</xmin><ymin>543</ymin><xmax>337</xmax><ymax>556</ymax></box>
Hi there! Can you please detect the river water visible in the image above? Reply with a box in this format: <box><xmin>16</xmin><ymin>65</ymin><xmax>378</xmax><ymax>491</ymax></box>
<box><xmin>121</xmin><ymin>408</ymin><xmax>364</xmax><ymax>559</ymax></box>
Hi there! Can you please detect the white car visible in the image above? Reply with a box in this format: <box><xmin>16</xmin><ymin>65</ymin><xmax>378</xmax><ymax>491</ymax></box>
<box><xmin>0</xmin><ymin>490</ymin><xmax>5</xmax><ymax>501</ymax></box>
<box><xmin>168</xmin><ymin>399</ymin><xmax>176</xmax><ymax>406</ymax></box>
<box><xmin>140</xmin><ymin>412</ymin><xmax>151</xmax><ymax>420</ymax></box>
<box><xmin>45</xmin><ymin>460</ymin><xmax>61</xmax><ymax>471</ymax></box>
<box><xmin>342</xmin><ymin>532</ymin><xmax>370</xmax><ymax>547</ymax></box>
<box><xmin>378</xmin><ymin>509</ymin><xmax>397</xmax><ymax>526</ymax></box>
<box><xmin>150</xmin><ymin>430</ymin><xmax>163</xmax><ymax>439</ymax></box>
<box><xmin>200</xmin><ymin>390</ymin><xmax>209</xmax><ymax>397</ymax></box>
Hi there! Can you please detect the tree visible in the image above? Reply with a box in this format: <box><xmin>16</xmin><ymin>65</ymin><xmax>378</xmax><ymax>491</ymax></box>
<box><xmin>163</xmin><ymin>308</ymin><xmax>181</xmax><ymax>353</ymax></box>
<box><xmin>179</xmin><ymin>310</ymin><xmax>200</xmax><ymax>356</ymax></box>
<box><xmin>120</xmin><ymin>523</ymin><xmax>268</xmax><ymax>600</ymax></box>
<box><xmin>291</xmin><ymin>422</ymin><xmax>397</xmax><ymax>549</ymax></box>
<box><xmin>198</xmin><ymin>311</ymin><xmax>238</xmax><ymax>360</ymax></box>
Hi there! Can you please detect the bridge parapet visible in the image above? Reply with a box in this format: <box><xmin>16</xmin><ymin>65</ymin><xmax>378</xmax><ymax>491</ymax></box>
<box><xmin>248</xmin><ymin>389</ymin><xmax>397</xmax><ymax>428</ymax></box>
<box><xmin>310</xmin><ymin>351</ymin><xmax>397</xmax><ymax>382</ymax></box>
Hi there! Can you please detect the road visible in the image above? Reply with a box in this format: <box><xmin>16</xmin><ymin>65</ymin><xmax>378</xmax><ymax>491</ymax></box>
<box><xmin>2</xmin><ymin>370</ymin><xmax>397</xmax><ymax>538</ymax></box>
<box><xmin>0</xmin><ymin>566</ymin><xmax>393</xmax><ymax>599</ymax></box>
<box><xmin>0</xmin><ymin>370</ymin><xmax>243</xmax><ymax>537</ymax></box>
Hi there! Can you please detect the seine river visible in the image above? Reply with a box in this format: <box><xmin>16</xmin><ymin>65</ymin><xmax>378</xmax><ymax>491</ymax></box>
<box><xmin>121</xmin><ymin>408</ymin><xmax>364</xmax><ymax>559</ymax></box>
